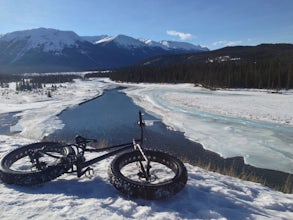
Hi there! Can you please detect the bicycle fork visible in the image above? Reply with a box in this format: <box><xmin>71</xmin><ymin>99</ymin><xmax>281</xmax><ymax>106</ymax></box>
<box><xmin>133</xmin><ymin>140</ymin><xmax>151</xmax><ymax>182</ymax></box>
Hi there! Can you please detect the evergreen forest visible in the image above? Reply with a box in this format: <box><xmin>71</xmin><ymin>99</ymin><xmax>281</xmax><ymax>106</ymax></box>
<box><xmin>107</xmin><ymin>44</ymin><xmax>293</xmax><ymax>89</ymax></box>
<box><xmin>0</xmin><ymin>74</ymin><xmax>81</xmax><ymax>90</ymax></box>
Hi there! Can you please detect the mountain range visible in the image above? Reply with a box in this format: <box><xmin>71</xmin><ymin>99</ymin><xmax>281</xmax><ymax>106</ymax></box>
<box><xmin>0</xmin><ymin>28</ymin><xmax>208</xmax><ymax>74</ymax></box>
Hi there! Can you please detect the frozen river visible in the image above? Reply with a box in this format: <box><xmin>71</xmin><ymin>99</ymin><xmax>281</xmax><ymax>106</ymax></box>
<box><xmin>122</xmin><ymin>83</ymin><xmax>293</xmax><ymax>173</ymax></box>
<box><xmin>0</xmin><ymin>78</ymin><xmax>292</xmax><ymax>173</ymax></box>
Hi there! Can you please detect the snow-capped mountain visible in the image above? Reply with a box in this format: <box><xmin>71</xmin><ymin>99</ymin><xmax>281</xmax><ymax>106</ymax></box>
<box><xmin>0</xmin><ymin>28</ymin><xmax>208</xmax><ymax>74</ymax></box>
<box><xmin>140</xmin><ymin>39</ymin><xmax>165</xmax><ymax>48</ymax></box>
<box><xmin>81</xmin><ymin>35</ymin><xmax>108</xmax><ymax>44</ymax></box>
<box><xmin>140</xmin><ymin>39</ymin><xmax>209</xmax><ymax>51</ymax></box>
<box><xmin>95</xmin><ymin>35</ymin><xmax>209</xmax><ymax>51</ymax></box>
<box><xmin>95</xmin><ymin>35</ymin><xmax>146</xmax><ymax>48</ymax></box>
<box><xmin>1</xmin><ymin>28</ymin><xmax>83</xmax><ymax>53</ymax></box>
<box><xmin>161</xmin><ymin>40</ymin><xmax>208</xmax><ymax>51</ymax></box>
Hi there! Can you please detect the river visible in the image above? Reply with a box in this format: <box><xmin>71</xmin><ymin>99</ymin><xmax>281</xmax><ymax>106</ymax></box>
<box><xmin>47</xmin><ymin>88</ymin><xmax>207</xmax><ymax>161</ymax></box>
<box><xmin>0</xmin><ymin>112</ymin><xmax>20</xmax><ymax>135</ymax></box>
<box><xmin>46</xmin><ymin>87</ymin><xmax>293</xmax><ymax>191</ymax></box>
<box><xmin>1</xmin><ymin>85</ymin><xmax>291</xmax><ymax>191</ymax></box>
<box><xmin>1</xmin><ymin>84</ymin><xmax>291</xmax><ymax>176</ymax></box>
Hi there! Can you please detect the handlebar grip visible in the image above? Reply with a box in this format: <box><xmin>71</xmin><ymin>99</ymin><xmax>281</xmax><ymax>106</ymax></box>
<box><xmin>139</xmin><ymin>111</ymin><xmax>145</xmax><ymax>127</ymax></box>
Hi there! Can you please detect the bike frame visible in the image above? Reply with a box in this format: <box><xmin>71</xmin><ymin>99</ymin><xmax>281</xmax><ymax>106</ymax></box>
<box><xmin>62</xmin><ymin>111</ymin><xmax>147</xmax><ymax>178</ymax></box>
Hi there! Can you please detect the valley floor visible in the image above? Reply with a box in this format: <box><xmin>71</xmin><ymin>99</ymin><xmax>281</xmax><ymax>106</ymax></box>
<box><xmin>0</xmin><ymin>76</ymin><xmax>292</xmax><ymax>219</ymax></box>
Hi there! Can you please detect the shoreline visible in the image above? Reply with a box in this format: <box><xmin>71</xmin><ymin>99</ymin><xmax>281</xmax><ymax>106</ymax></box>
<box><xmin>120</xmin><ymin>82</ymin><xmax>293</xmax><ymax>174</ymax></box>
<box><xmin>136</xmin><ymin>117</ymin><xmax>293</xmax><ymax>193</ymax></box>
<box><xmin>0</xmin><ymin>78</ymin><xmax>292</xmax><ymax>193</ymax></box>
<box><xmin>47</xmin><ymin>87</ymin><xmax>293</xmax><ymax>193</ymax></box>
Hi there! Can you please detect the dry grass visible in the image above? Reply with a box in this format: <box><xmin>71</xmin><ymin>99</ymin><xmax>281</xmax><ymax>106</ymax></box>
<box><xmin>180</xmin><ymin>155</ymin><xmax>293</xmax><ymax>194</ymax></box>
<box><xmin>92</xmin><ymin>139</ymin><xmax>109</xmax><ymax>149</ymax></box>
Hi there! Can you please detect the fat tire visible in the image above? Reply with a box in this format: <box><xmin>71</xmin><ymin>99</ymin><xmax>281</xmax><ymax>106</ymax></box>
<box><xmin>108</xmin><ymin>150</ymin><xmax>188</xmax><ymax>200</ymax></box>
<box><xmin>0</xmin><ymin>142</ymin><xmax>73</xmax><ymax>186</ymax></box>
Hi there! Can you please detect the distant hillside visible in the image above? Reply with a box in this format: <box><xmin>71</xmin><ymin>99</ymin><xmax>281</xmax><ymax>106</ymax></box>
<box><xmin>138</xmin><ymin>43</ymin><xmax>293</xmax><ymax>65</ymax></box>
<box><xmin>108</xmin><ymin>44</ymin><xmax>293</xmax><ymax>89</ymax></box>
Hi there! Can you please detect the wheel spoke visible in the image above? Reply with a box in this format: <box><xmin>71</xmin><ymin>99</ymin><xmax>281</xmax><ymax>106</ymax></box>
<box><xmin>10</xmin><ymin>151</ymin><xmax>63</xmax><ymax>172</ymax></box>
<box><xmin>121</xmin><ymin>161</ymin><xmax>175</xmax><ymax>184</ymax></box>
<box><xmin>109</xmin><ymin>150</ymin><xmax>188</xmax><ymax>200</ymax></box>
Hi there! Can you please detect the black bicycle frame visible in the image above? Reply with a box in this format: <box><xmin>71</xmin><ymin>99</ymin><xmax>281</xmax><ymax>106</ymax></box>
<box><xmin>70</xmin><ymin>111</ymin><xmax>146</xmax><ymax>177</ymax></box>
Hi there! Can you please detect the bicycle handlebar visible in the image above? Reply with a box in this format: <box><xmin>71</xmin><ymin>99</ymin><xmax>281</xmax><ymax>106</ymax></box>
<box><xmin>138</xmin><ymin>111</ymin><xmax>145</xmax><ymax>144</ymax></box>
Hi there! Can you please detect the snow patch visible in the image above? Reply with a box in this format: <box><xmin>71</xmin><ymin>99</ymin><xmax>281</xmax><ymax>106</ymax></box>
<box><xmin>160</xmin><ymin>40</ymin><xmax>208</xmax><ymax>51</ymax></box>
<box><xmin>0</xmin><ymin>28</ymin><xmax>83</xmax><ymax>53</ymax></box>
<box><xmin>0</xmin><ymin>75</ymin><xmax>292</xmax><ymax>219</ymax></box>
<box><xmin>0</xmin><ymin>28</ymin><xmax>208</xmax><ymax>53</ymax></box>
<box><xmin>119</xmin><ymin>83</ymin><xmax>293</xmax><ymax>173</ymax></box>
<box><xmin>140</xmin><ymin>38</ymin><xmax>208</xmax><ymax>51</ymax></box>
<box><xmin>95</xmin><ymin>35</ymin><xmax>146</xmax><ymax>48</ymax></box>
<box><xmin>0</xmin><ymin>77</ymin><xmax>112</xmax><ymax>140</ymax></box>
<box><xmin>1</xmin><ymin>77</ymin><xmax>292</xmax><ymax>173</ymax></box>
<box><xmin>0</xmin><ymin>135</ymin><xmax>292</xmax><ymax>219</ymax></box>
<box><xmin>81</xmin><ymin>35</ymin><xmax>108</xmax><ymax>44</ymax></box>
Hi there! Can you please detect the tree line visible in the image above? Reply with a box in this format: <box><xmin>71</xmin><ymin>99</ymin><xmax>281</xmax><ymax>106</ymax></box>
<box><xmin>15</xmin><ymin>78</ymin><xmax>42</xmax><ymax>91</ymax></box>
<box><xmin>108</xmin><ymin>58</ymin><xmax>293</xmax><ymax>89</ymax></box>
<box><xmin>0</xmin><ymin>74</ymin><xmax>81</xmax><ymax>89</ymax></box>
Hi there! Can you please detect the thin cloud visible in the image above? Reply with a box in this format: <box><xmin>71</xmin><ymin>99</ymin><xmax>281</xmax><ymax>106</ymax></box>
<box><xmin>166</xmin><ymin>30</ymin><xmax>192</xmax><ymax>40</ymax></box>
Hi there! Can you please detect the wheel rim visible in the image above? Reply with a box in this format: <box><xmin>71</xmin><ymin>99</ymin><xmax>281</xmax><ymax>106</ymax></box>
<box><xmin>120</xmin><ymin>161</ymin><xmax>176</xmax><ymax>184</ymax></box>
<box><xmin>4</xmin><ymin>143</ymin><xmax>66</xmax><ymax>174</ymax></box>
<box><xmin>117</xmin><ymin>152</ymin><xmax>179</xmax><ymax>186</ymax></box>
<box><xmin>9</xmin><ymin>151</ymin><xmax>64</xmax><ymax>173</ymax></box>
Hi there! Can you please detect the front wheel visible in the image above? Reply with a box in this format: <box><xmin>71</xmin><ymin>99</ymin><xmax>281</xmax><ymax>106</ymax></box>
<box><xmin>108</xmin><ymin>150</ymin><xmax>188</xmax><ymax>200</ymax></box>
<box><xmin>0</xmin><ymin>142</ymin><xmax>73</xmax><ymax>186</ymax></box>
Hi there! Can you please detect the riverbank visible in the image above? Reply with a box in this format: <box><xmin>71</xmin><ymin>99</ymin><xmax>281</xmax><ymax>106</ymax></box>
<box><xmin>0</xmin><ymin>78</ymin><xmax>111</xmax><ymax>139</ymax></box>
<box><xmin>0</xmin><ymin>77</ymin><xmax>292</xmax><ymax>193</ymax></box>
<box><xmin>118</xmin><ymin>82</ymin><xmax>293</xmax><ymax>174</ymax></box>
<box><xmin>1</xmin><ymin>135</ymin><xmax>292</xmax><ymax>219</ymax></box>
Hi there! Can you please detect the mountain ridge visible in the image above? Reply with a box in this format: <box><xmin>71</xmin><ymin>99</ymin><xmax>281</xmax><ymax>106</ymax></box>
<box><xmin>138</xmin><ymin>43</ymin><xmax>293</xmax><ymax>66</ymax></box>
<box><xmin>0</xmin><ymin>28</ymin><xmax>208</xmax><ymax>74</ymax></box>
<box><xmin>108</xmin><ymin>43</ymin><xmax>293</xmax><ymax>89</ymax></box>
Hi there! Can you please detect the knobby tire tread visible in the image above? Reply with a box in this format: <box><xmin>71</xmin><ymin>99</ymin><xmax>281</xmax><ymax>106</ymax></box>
<box><xmin>0</xmin><ymin>142</ymin><xmax>72</xmax><ymax>186</ymax></box>
<box><xmin>108</xmin><ymin>150</ymin><xmax>188</xmax><ymax>200</ymax></box>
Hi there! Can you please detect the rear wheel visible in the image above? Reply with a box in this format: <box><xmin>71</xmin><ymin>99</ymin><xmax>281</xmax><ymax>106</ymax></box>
<box><xmin>0</xmin><ymin>142</ymin><xmax>73</xmax><ymax>186</ymax></box>
<box><xmin>108</xmin><ymin>150</ymin><xmax>188</xmax><ymax>200</ymax></box>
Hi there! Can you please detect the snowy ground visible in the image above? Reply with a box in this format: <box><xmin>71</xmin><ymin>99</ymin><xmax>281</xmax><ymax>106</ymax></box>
<box><xmin>0</xmin><ymin>78</ymin><xmax>112</xmax><ymax>139</ymax></box>
<box><xmin>120</xmin><ymin>83</ymin><xmax>293</xmax><ymax>173</ymax></box>
<box><xmin>0</xmin><ymin>76</ymin><xmax>293</xmax><ymax>219</ymax></box>
<box><xmin>0</xmin><ymin>135</ymin><xmax>292</xmax><ymax>220</ymax></box>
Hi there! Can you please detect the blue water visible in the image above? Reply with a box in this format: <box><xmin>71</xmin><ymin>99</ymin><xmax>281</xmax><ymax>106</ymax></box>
<box><xmin>0</xmin><ymin>112</ymin><xmax>20</xmax><ymax>134</ymax></box>
<box><xmin>1</xmin><ymin>87</ymin><xmax>289</xmax><ymax>180</ymax></box>
<box><xmin>49</xmin><ymin>89</ymin><xmax>177</xmax><ymax>143</ymax></box>
<box><xmin>49</xmin><ymin>89</ymin><xmax>145</xmax><ymax>143</ymax></box>
<box><xmin>48</xmin><ymin>88</ymin><xmax>208</xmax><ymax>160</ymax></box>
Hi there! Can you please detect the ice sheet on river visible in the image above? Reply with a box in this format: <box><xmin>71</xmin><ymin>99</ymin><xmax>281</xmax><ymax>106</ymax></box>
<box><xmin>0</xmin><ymin>78</ymin><xmax>111</xmax><ymax>139</ymax></box>
<box><xmin>121</xmin><ymin>83</ymin><xmax>293</xmax><ymax>173</ymax></box>
<box><xmin>0</xmin><ymin>78</ymin><xmax>293</xmax><ymax>219</ymax></box>
<box><xmin>1</xmin><ymin>78</ymin><xmax>292</xmax><ymax>173</ymax></box>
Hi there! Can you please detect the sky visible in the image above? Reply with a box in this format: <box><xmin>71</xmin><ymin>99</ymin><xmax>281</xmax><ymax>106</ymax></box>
<box><xmin>0</xmin><ymin>0</ymin><xmax>292</xmax><ymax>50</ymax></box>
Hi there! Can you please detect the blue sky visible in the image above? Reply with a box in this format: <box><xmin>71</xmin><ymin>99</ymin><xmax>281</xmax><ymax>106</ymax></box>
<box><xmin>0</xmin><ymin>0</ymin><xmax>292</xmax><ymax>49</ymax></box>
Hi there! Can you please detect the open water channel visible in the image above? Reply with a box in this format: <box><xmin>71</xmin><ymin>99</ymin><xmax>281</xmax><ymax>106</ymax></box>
<box><xmin>1</xmin><ymin>87</ymin><xmax>291</xmax><ymax>189</ymax></box>
<box><xmin>0</xmin><ymin>112</ymin><xmax>20</xmax><ymax>135</ymax></box>
<box><xmin>46</xmin><ymin>88</ymin><xmax>293</xmax><ymax>190</ymax></box>
<box><xmin>47</xmin><ymin>88</ymin><xmax>206</xmax><ymax>160</ymax></box>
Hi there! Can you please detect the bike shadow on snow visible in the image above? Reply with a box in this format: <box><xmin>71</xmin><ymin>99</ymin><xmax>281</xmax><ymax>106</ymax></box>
<box><xmin>2</xmin><ymin>171</ymin><xmax>264</xmax><ymax>219</ymax></box>
<box><xmin>4</xmin><ymin>175</ymin><xmax>119</xmax><ymax>200</ymax></box>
